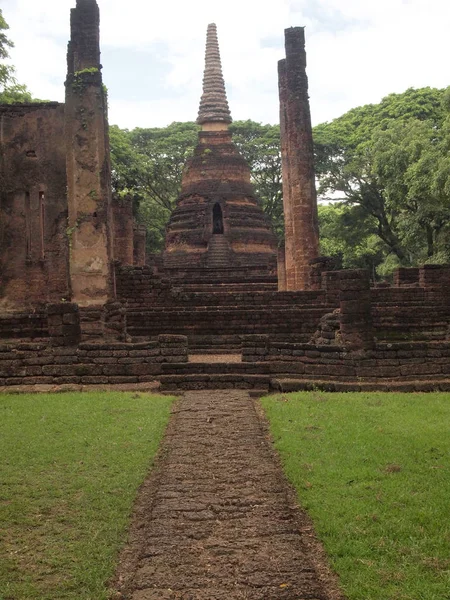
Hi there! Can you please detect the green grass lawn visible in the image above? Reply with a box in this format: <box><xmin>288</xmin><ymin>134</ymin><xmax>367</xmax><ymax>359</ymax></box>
<box><xmin>261</xmin><ymin>391</ymin><xmax>450</xmax><ymax>600</ymax></box>
<box><xmin>0</xmin><ymin>392</ymin><xmax>174</xmax><ymax>600</ymax></box>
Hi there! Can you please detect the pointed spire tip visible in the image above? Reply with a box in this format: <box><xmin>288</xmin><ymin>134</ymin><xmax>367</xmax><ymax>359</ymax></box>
<box><xmin>197</xmin><ymin>23</ymin><xmax>232</xmax><ymax>126</ymax></box>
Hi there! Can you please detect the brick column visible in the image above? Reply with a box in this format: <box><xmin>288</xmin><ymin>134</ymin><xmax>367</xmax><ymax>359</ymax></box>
<box><xmin>278</xmin><ymin>59</ymin><xmax>295</xmax><ymax>291</ymax></box>
<box><xmin>339</xmin><ymin>270</ymin><xmax>373</xmax><ymax>351</ymax></box>
<box><xmin>112</xmin><ymin>196</ymin><xmax>134</xmax><ymax>265</ymax></box>
<box><xmin>47</xmin><ymin>303</ymin><xmax>81</xmax><ymax>346</ymax></box>
<box><xmin>309</xmin><ymin>256</ymin><xmax>336</xmax><ymax>291</ymax></box>
<box><xmin>65</xmin><ymin>0</ymin><xmax>114</xmax><ymax>306</ymax></box>
<box><xmin>279</xmin><ymin>27</ymin><xmax>320</xmax><ymax>291</ymax></box>
<box><xmin>103</xmin><ymin>301</ymin><xmax>127</xmax><ymax>341</ymax></box>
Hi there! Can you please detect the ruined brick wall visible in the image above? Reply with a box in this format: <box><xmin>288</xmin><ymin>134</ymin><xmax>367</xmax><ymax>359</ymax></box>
<box><xmin>0</xmin><ymin>103</ymin><xmax>70</xmax><ymax>307</ymax></box>
<box><xmin>242</xmin><ymin>336</ymin><xmax>450</xmax><ymax>389</ymax></box>
<box><xmin>0</xmin><ymin>311</ymin><xmax>48</xmax><ymax>340</ymax></box>
<box><xmin>393</xmin><ymin>267</ymin><xmax>420</xmax><ymax>287</ymax></box>
<box><xmin>122</xmin><ymin>289</ymin><xmax>331</xmax><ymax>345</ymax></box>
<box><xmin>0</xmin><ymin>334</ymin><xmax>188</xmax><ymax>388</ymax></box>
<box><xmin>419</xmin><ymin>264</ymin><xmax>450</xmax><ymax>288</ymax></box>
<box><xmin>115</xmin><ymin>265</ymin><xmax>450</xmax><ymax>346</ymax></box>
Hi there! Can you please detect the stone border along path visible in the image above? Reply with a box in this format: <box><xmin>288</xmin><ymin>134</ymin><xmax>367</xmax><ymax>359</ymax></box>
<box><xmin>113</xmin><ymin>390</ymin><xmax>344</xmax><ymax>600</ymax></box>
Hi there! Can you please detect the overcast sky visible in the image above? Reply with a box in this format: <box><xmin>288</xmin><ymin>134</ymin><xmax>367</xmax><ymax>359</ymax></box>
<box><xmin>3</xmin><ymin>0</ymin><xmax>450</xmax><ymax>130</ymax></box>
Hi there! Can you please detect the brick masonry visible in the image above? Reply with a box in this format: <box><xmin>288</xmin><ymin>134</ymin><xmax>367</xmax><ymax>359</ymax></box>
<box><xmin>279</xmin><ymin>27</ymin><xmax>320</xmax><ymax>291</ymax></box>
<box><xmin>0</xmin><ymin>265</ymin><xmax>449</xmax><ymax>391</ymax></box>
<box><xmin>0</xmin><ymin>335</ymin><xmax>188</xmax><ymax>388</ymax></box>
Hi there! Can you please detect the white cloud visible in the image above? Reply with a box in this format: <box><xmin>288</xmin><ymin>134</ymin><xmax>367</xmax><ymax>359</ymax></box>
<box><xmin>3</xmin><ymin>0</ymin><xmax>450</xmax><ymax>127</ymax></box>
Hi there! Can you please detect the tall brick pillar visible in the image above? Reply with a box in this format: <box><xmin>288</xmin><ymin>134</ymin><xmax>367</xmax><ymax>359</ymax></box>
<box><xmin>279</xmin><ymin>27</ymin><xmax>320</xmax><ymax>290</ymax></box>
<box><xmin>65</xmin><ymin>0</ymin><xmax>114</xmax><ymax>306</ymax></box>
<box><xmin>278</xmin><ymin>59</ymin><xmax>295</xmax><ymax>290</ymax></box>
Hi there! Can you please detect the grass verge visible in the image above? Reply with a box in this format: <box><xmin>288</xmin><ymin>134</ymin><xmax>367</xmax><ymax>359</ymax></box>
<box><xmin>0</xmin><ymin>392</ymin><xmax>174</xmax><ymax>600</ymax></box>
<box><xmin>261</xmin><ymin>391</ymin><xmax>450</xmax><ymax>600</ymax></box>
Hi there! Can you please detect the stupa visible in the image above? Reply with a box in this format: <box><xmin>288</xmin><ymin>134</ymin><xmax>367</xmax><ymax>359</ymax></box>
<box><xmin>163</xmin><ymin>24</ymin><xmax>278</xmax><ymax>283</ymax></box>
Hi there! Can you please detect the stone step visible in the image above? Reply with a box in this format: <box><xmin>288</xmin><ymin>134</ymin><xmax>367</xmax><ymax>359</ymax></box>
<box><xmin>159</xmin><ymin>373</ymin><xmax>271</xmax><ymax>391</ymax></box>
<box><xmin>206</xmin><ymin>235</ymin><xmax>232</xmax><ymax>268</ymax></box>
<box><xmin>161</xmin><ymin>362</ymin><xmax>269</xmax><ymax>375</ymax></box>
<box><xmin>172</xmin><ymin>283</ymin><xmax>278</xmax><ymax>293</ymax></box>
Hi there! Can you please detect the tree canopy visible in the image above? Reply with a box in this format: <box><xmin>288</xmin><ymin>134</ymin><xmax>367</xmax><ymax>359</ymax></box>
<box><xmin>314</xmin><ymin>87</ymin><xmax>450</xmax><ymax>274</ymax></box>
<box><xmin>0</xmin><ymin>9</ymin><xmax>34</xmax><ymax>103</ymax></box>
<box><xmin>110</xmin><ymin>87</ymin><xmax>450</xmax><ymax>274</ymax></box>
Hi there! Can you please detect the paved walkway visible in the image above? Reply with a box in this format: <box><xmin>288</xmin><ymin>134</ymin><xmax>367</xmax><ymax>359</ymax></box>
<box><xmin>115</xmin><ymin>391</ymin><xmax>340</xmax><ymax>600</ymax></box>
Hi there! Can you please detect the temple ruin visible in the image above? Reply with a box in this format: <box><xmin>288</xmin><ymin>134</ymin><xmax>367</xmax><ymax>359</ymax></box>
<box><xmin>0</xmin><ymin>0</ymin><xmax>449</xmax><ymax>393</ymax></box>
<box><xmin>163</xmin><ymin>23</ymin><xmax>278</xmax><ymax>286</ymax></box>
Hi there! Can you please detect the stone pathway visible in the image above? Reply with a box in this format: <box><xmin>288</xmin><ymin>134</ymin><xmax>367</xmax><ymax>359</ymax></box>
<box><xmin>114</xmin><ymin>391</ymin><xmax>342</xmax><ymax>600</ymax></box>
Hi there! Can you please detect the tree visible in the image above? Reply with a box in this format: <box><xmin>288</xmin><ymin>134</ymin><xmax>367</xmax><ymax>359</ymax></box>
<box><xmin>0</xmin><ymin>9</ymin><xmax>14</xmax><ymax>87</ymax></box>
<box><xmin>0</xmin><ymin>9</ymin><xmax>34</xmax><ymax>103</ymax></box>
<box><xmin>110</xmin><ymin>122</ymin><xmax>199</xmax><ymax>253</ymax></box>
<box><xmin>314</xmin><ymin>87</ymin><xmax>450</xmax><ymax>273</ymax></box>
<box><xmin>318</xmin><ymin>203</ymin><xmax>384</xmax><ymax>276</ymax></box>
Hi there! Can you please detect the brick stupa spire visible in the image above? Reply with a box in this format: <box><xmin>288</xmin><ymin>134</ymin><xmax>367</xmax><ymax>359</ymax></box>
<box><xmin>163</xmin><ymin>23</ymin><xmax>277</xmax><ymax>283</ymax></box>
<box><xmin>197</xmin><ymin>24</ymin><xmax>232</xmax><ymax>128</ymax></box>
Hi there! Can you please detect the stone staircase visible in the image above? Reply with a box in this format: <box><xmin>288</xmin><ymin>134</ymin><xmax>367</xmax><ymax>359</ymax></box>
<box><xmin>159</xmin><ymin>360</ymin><xmax>271</xmax><ymax>392</ymax></box>
<box><xmin>206</xmin><ymin>235</ymin><xmax>232</xmax><ymax>268</ymax></box>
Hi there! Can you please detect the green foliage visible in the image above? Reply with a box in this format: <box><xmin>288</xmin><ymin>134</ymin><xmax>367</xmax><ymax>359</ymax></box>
<box><xmin>110</xmin><ymin>122</ymin><xmax>199</xmax><ymax>253</ymax></box>
<box><xmin>314</xmin><ymin>87</ymin><xmax>450</xmax><ymax>275</ymax></box>
<box><xmin>262</xmin><ymin>391</ymin><xmax>450</xmax><ymax>600</ymax></box>
<box><xmin>71</xmin><ymin>67</ymin><xmax>101</xmax><ymax>94</ymax></box>
<box><xmin>0</xmin><ymin>392</ymin><xmax>174</xmax><ymax>600</ymax></box>
<box><xmin>0</xmin><ymin>82</ymin><xmax>33</xmax><ymax>104</ymax></box>
<box><xmin>0</xmin><ymin>9</ymin><xmax>14</xmax><ymax>87</ymax></box>
<box><xmin>318</xmin><ymin>203</ymin><xmax>384</xmax><ymax>275</ymax></box>
<box><xmin>0</xmin><ymin>9</ymin><xmax>36</xmax><ymax>103</ymax></box>
<box><xmin>74</xmin><ymin>67</ymin><xmax>100</xmax><ymax>76</ymax></box>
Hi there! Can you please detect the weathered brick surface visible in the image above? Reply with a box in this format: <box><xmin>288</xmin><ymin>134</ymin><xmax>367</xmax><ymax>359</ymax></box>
<box><xmin>279</xmin><ymin>27</ymin><xmax>319</xmax><ymax>290</ymax></box>
<box><xmin>393</xmin><ymin>267</ymin><xmax>420</xmax><ymax>287</ymax></box>
<box><xmin>47</xmin><ymin>302</ymin><xmax>81</xmax><ymax>346</ymax></box>
<box><xmin>65</xmin><ymin>0</ymin><xmax>113</xmax><ymax>306</ymax></box>
<box><xmin>242</xmin><ymin>336</ymin><xmax>450</xmax><ymax>385</ymax></box>
<box><xmin>0</xmin><ymin>103</ymin><xmax>69</xmax><ymax>307</ymax></box>
<box><xmin>0</xmin><ymin>335</ymin><xmax>187</xmax><ymax>387</ymax></box>
<box><xmin>114</xmin><ymin>391</ymin><xmax>336</xmax><ymax>599</ymax></box>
